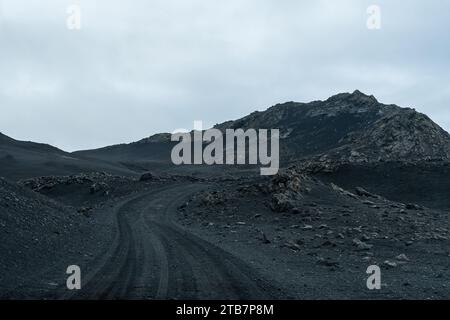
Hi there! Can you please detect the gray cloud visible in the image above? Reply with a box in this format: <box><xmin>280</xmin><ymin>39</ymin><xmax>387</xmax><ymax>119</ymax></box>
<box><xmin>1</xmin><ymin>0</ymin><xmax>449</xmax><ymax>151</ymax></box>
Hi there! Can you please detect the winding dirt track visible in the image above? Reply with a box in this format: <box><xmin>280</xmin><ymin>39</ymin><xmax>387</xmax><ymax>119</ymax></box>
<box><xmin>69</xmin><ymin>183</ymin><xmax>279</xmax><ymax>300</ymax></box>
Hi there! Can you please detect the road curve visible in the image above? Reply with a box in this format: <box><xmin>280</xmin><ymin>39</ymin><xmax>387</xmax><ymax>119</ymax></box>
<box><xmin>68</xmin><ymin>183</ymin><xmax>281</xmax><ymax>300</ymax></box>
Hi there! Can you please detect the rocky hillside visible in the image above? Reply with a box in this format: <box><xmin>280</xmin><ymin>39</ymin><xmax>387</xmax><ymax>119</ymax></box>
<box><xmin>76</xmin><ymin>90</ymin><xmax>450</xmax><ymax>168</ymax></box>
<box><xmin>8</xmin><ymin>90</ymin><xmax>447</xmax><ymax>177</ymax></box>
<box><xmin>215</xmin><ymin>90</ymin><xmax>450</xmax><ymax>164</ymax></box>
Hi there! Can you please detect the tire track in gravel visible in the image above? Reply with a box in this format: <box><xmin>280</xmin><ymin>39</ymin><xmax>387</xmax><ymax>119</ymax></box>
<box><xmin>67</xmin><ymin>183</ymin><xmax>282</xmax><ymax>299</ymax></box>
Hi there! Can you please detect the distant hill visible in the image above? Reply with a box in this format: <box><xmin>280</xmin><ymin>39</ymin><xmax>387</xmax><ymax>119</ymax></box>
<box><xmin>73</xmin><ymin>133</ymin><xmax>173</xmax><ymax>162</ymax></box>
<box><xmin>0</xmin><ymin>132</ymin><xmax>135</xmax><ymax>181</ymax></box>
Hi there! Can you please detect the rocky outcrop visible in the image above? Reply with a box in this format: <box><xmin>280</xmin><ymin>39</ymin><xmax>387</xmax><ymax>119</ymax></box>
<box><xmin>269</xmin><ymin>169</ymin><xmax>317</xmax><ymax>212</ymax></box>
<box><xmin>20</xmin><ymin>172</ymin><xmax>117</xmax><ymax>193</ymax></box>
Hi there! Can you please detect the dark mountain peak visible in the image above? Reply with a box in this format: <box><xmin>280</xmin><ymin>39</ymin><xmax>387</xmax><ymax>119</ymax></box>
<box><xmin>211</xmin><ymin>92</ymin><xmax>450</xmax><ymax>163</ymax></box>
<box><xmin>326</xmin><ymin>90</ymin><xmax>378</xmax><ymax>105</ymax></box>
<box><xmin>352</xmin><ymin>89</ymin><xmax>376</xmax><ymax>99</ymax></box>
<box><xmin>215</xmin><ymin>91</ymin><xmax>384</xmax><ymax>132</ymax></box>
<box><xmin>302</xmin><ymin>91</ymin><xmax>388</xmax><ymax>119</ymax></box>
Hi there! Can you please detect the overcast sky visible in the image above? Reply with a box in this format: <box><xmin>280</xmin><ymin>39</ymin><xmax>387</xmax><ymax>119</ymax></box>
<box><xmin>0</xmin><ymin>0</ymin><xmax>449</xmax><ymax>151</ymax></box>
